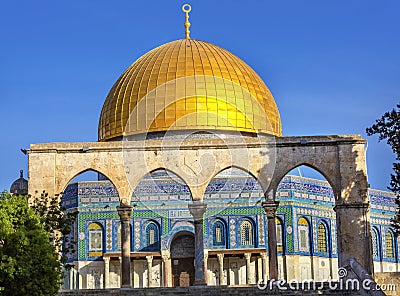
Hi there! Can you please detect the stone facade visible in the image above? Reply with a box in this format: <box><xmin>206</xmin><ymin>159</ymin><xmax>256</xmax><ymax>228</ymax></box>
<box><xmin>28</xmin><ymin>134</ymin><xmax>374</xmax><ymax>283</ymax></box>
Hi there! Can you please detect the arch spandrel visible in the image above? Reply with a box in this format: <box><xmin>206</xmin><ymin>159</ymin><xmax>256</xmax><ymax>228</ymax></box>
<box><xmin>266</xmin><ymin>145</ymin><xmax>342</xmax><ymax>200</ymax></box>
<box><xmin>56</xmin><ymin>167</ymin><xmax>129</xmax><ymax>202</ymax></box>
<box><xmin>125</xmin><ymin>145</ymin><xmax>268</xmax><ymax>202</ymax></box>
<box><xmin>52</xmin><ymin>150</ymin><xmax>130</xmax><ymax>201</ymax></box>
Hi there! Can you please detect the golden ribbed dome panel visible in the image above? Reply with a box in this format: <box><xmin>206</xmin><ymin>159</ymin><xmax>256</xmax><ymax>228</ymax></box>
<box><xmin>99</xmin><ymin>39</ymin><xmax>281</xmax><ymax>141</ymax></box>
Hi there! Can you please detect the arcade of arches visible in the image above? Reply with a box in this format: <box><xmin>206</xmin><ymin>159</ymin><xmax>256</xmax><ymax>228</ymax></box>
<box><xmin>28</xmin><ymin>135</ymin><xmax>382</xmax><ymax>289</ymax></box>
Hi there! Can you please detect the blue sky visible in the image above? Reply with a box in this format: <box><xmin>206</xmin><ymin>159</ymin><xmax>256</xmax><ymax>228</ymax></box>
<box><xmin>0</xmin><ymin>0</ymin><xmax>399</xmax><ymax>192</ymax></box>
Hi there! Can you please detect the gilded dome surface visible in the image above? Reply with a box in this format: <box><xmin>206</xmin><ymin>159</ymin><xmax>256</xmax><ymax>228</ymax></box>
<box><xmin>98</xmin><ymin>39</ymin><xmax>281</xmax><ymax>141</ymax></box>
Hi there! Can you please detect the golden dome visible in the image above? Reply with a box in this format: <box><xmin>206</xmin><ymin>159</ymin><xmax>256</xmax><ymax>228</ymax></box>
<box><xmin>98</xmin><ymin>39</ymin><xmax>281</xmax><ymax>141</ymax></box>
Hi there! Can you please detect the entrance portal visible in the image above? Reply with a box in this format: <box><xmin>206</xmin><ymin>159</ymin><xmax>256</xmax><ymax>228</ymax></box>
<box><xmin>170</xmin><ymin>232</ymin><xmax>195</xmax><ymax>286</ymax></box>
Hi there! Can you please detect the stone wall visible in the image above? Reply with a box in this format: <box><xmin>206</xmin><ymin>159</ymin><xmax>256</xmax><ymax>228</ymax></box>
<box><xmin>29</xmin><ymin>135</ymin><xmax>374</xmax><ymax>278</ymax></box>
<box><xmin>374</xmin><ymin>272</ymin><xmax>399</xmax><ymax>296</ymax></box>
<box><xmin>58</xmin><ymin>285</ymin><xmax>360</xmax><ymax>295</ymax></box>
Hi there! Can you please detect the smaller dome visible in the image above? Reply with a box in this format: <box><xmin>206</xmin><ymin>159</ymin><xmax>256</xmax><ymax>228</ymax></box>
<box><xmin>10</xmin><ymin>170</ymin><xmax>28</xmax><ymax>195</ymax></box>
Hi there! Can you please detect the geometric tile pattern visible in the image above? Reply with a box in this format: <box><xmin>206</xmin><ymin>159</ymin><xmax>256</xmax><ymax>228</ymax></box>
<box><xmin>106</xmin><ymin>219</ymin><xmax>112</xmax><ymax>251</ymax></box>
<box><xmin>64</xmin><ymin>174</ymin><xmax>398</xmax><ymax>264</ymax></box>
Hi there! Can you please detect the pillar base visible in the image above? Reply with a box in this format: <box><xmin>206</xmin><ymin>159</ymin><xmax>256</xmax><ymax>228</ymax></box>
<box><xmin>120</xmin><ymin>285</ymin><xmax>132</xmax><ymax>289</ymax></box>
<box><xmin>193</xmin><ymin>279</ymin><xmax>207</xmax><ymax>286</ymax></box>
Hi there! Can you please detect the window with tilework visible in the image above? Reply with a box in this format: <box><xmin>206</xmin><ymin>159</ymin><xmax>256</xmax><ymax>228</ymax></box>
<box><xmin>145</xmin><ymin>221</ymin><xmax>160</xmax><ymax>251</ymax></box>
<box><xmin>317</xmin><ymin>223</ymin><xmax>328</xmax><ymax>253</ymax></box>
<box><xmin>276</xmin><ymin>218</ymin><xmax>283</xmax><ymax>252</ymax></box>
<box><xmin>298</xmin><ymin>217</ymin><xmax>310</xmax><ymax>253</ymax></box>
<box><xmin>212</xmin><ymin>220</ymin><xmax>226</xmax><ymax>247</ymax></box>
<box><xmin>385</xmin><ymin>231</ymin><xmax>394</xmax><ymax>259</ymax></box>
<box><xmin>240</xmin><ymin>219</ymin><xmax>254</xmax><ymax>246</ymax></box>
<box><xmin>88</xmin><ymin>223</ymin><xmax>103</xmax><ymax>252</ymax></box>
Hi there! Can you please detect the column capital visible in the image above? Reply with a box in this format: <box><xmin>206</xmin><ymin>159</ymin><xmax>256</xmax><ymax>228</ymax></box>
<box><xmin>188</xmin><ymin>201</ymin><xmax>207</xmax><ymax>221</ymax></box>
<box><xmin>260</xmin><ymin>253</ymin><xmax>268</xmax><ymax>260</ymax></box>
<box><xmin>244</xmin><ymin>253</ymin><xmax>251</xmax><ymax>260</ymax></box>
<box><xmin>117</xmin><ymin>205</ymin><xmax>133</xmax><ymax>221</ymax></box>
<box><xmin>217</xmin><ymin>253</ymin><xmax>224</xmax><ymax>261</ymax></box>
<box><xmin>146</xmin><ymin>255</ymin><xmax>154</xmax><ymax>263</ymax></box>
<box><xmin>103</xmin><ymin>256</ymin><xmax>110</xmax><ymax>263</ymax></box>
<box><xmin>161</xmin><ymin>254</ymin><xmax>170</xmax><ymax>262</ymax></box>
<box><xmin>262</xmin><ymin>201</ymin><xmax>280</xmax><ymax>218</ymax></box>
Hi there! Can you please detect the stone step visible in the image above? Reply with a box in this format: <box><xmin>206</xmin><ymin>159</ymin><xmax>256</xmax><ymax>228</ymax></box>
<box><xmin>59</xmin><ymin>285</ymin><xmax>363</xmax><ymax>296</ymax></box>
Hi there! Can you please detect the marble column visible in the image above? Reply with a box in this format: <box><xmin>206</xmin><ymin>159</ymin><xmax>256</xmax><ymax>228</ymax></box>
<box><xmin>244</xmin><ymin>253</ymin><xmax>251</xmax><ymax>284</ymax></box>
<box><xmin>161</xmin><ymin>252</ymin><xmax>172</xmax><ymax>287</ymax></box>
<box><xmin>262</xmin><ymin>201</ymin><xmax>279</xmax><ymax>280</ymax></box>
<box><xmin>204</xmin><ymin>251</ymin><xmax>209</xmax><ymax>283</ymax></box>
<box><xmin>260</xmin><ymin>253</ymin><xmax>268</xmax><ymax>284</ymax></box>
<box><xmin>103</xmin><ymin>257</ymin><xmax>110</xmax><ymax>289</ymax></box>
<box><xmin>217</xmin><ymin>253</ymin><xmax>225</xmax><ymax>285</ymax></box>
<box><xmin>188</xmin><ymin>201</ymin><xmax>207</xmax><ymax>285</ymax></box>
<box><xmin>117</xmin><ymin>205</ymin><xmax>133</xmax><ymax>288</ymax></box>
<box><xmin>146</xmin><ymin>255</ymin><xmax>153</xmax><ymax>288</ymax></box>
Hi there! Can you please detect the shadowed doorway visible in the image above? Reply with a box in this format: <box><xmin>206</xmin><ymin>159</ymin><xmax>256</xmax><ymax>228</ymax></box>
<box><xmin>170</xmin><ymin>231</ymin><xmax>195</xmax><ymax>286</ymax></box>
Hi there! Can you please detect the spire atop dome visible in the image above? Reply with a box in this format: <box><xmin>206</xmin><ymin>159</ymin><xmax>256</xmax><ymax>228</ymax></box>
<box><xmin>182</xmin><ymin>4</ymin><xmax>191</xmax><ymax>39</ymax></box>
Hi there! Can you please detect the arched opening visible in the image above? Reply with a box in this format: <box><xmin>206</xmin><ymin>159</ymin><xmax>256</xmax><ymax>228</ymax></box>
<box><xmin>239</xmin><ymin>218</ymin><xmax>255</xmax><ymax>247</ymax></box>
<box><xmin>170</xmin><ymin>231</ymin><xmax>195</xmax><ymax>287</ymax></box>
<box><xmin>132</xmin><ymin>168</ymin><xmax>192</xmax><ymax>206</ymax></box>
<box><xmin>383</xmin><ymin>229</ymin><xmax>398</xmax><ymax>272</ymax></box>
<box><xmin>143</xmin><ymin>220</ymin><xmax>161</xmax><ymax>252</ymax></box>
<box><xmin>385</xmin><ymin>230</ymin><xmax>395</xmax><ymax>259</ymax></box>
<box><xmin>316</xmin><ymin>222</ymin><xmax>329</xmax><ymax>254</ymax></box>
<box><xmin>371</xmin><ymin>227</ymin><xmax>382</xmax><ymax>272</ymax></box>
<box><xmin>203</xmin><ymin>167</ymin><xmax>264</xmax><ymax>285</ymax></box>
<box><xmin>211</xmin><ymin>219</ymin><xmax>227</xmax><ymax>249</ymax></box>
<box><xmin>275</xmin><ymin>165</ymin><xmax>337</xmax><ymax>282</ymax></box>
<box><xmin>131</xmin><ymin>169</ymin><xmax>192</xmax><ymax>287</ymax></box>
<box><xmin>88</xmin><ymin>222</ymin><xmax>104</xmax><ymax>256</ymax></box>
<box><xmin>371</xmin><ymin>227</ymin><xmax>380</xmax><ymax>260</ymax></box>
<box><xmin>60</xmin><ymin>169</ymin><xmax>119</xmax><ymax>290</ymax></box>
<box><xmin>131</xmin><ymin>168</ymin><xmax>192</xmax><ymax>248</ymax></box>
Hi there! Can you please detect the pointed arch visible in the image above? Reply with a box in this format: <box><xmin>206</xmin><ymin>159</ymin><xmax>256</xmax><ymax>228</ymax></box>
<box><xmin>209</xmin><ymin>165</ymin><xmax>266</xmax><ymax>192</ymax></box>
<box><xmin>59</xmin><ymin>168</ymin><xmax>122</xmax><ymax>198</ymax></box>
<box><xmin>143</xmin><ymin>220</ymin><xmax>160</xmax><ymax>251</ymax></box>
<box><xmin>204</xmin><ymin>167</ymin><xmax>264</xmax><ymax>206</ymax></box>
<box><xmin>317</xmin><ymin>221</ymin><xmax>329</xmax><ymax>254</ymax></box>
<box><xmin>268</xmin><ymin>163</ymin><xmax>339</xmax><ymax>200</ymax></box>
<box><xmin>130</xmin><ymin>167</ymin><xmax>194</xmax><ymax>200</ymax></box>
<box><xmin>239</xmin><ymin>217</ymin><xmax>255</xmax><ymax>247</ymax></box>
<box><xmin>385</xmin><ymin>230</ymin><xmax>395</xmax><ymax>259</ymax></box>
<box><xmin>371</xmin><ymin>227</ymin><xmax>380</xmax><ymax>260</ymax></box>
<box><xmin>132</xmin><ymin>168</ymin><xmax>193</xmax><ymax>203</ymax></box>
<box><xmin>60</xmin><ymin>168</ymin><xmax>120</xmax><ymax>200</ymax></box>
<box><xmin>211</xmin><ymin>218</ymin><xmax>227</xmax><ymax>248</ymax></box>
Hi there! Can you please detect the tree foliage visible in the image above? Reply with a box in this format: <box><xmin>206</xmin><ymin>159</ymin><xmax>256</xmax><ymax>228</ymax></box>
<box><xmin>366</xmin><ymin>103</ymin><xmax>400</xmax><ymax>235</ymax></box>
<box><xmin>30</xmin><ymin>191</ymin><xmax>77</xmax><ymax>264</ymax></box>
<box><xmin>0</xmin><ymin>191</ymin><xmax>76</xmax><ymax>296</ymax></box>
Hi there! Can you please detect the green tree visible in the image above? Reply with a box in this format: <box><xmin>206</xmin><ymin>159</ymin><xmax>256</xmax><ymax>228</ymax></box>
<box><xmin>0</xmin><ymin>191</ymin><xmax>76</xmax><ymax>296</ymax></box>
<box><xmin>30</xmin><ymin>191</ymin><xmax>77</xmax><ymax>266</ymax></box>
<box><xmin>366</xmin><ymin>103</ymin><xmax>400</xmax><ymax>235</ymax></box>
